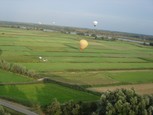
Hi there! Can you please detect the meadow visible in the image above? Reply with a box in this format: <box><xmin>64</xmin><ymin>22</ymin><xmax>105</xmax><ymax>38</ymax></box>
<box><xmin>0</xmin><ymin>27</ymin><xmax>153</xmax><ymax>106</ymax></box>
<box><xmin>0</xmin><ymin>83</ymin><xmax>99</xmax><ymax>106</ymax></box>
<box><xmin>0</xmin><ymin>69</ymin><xmax>33</xmax><ymax>83</ymax></box>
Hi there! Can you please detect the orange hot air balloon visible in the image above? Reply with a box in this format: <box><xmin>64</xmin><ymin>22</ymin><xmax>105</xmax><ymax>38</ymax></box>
<box><xmin>80</xmin><ymin>39</ymin><xmax>88</xmax><ymax>51</ymax></box>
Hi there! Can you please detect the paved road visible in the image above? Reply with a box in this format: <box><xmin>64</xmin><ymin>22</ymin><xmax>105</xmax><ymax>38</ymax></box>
<box><xmin>0</xmin><ymin>99</ymin><xmax>38</xmax><ymax>115</ymax></box>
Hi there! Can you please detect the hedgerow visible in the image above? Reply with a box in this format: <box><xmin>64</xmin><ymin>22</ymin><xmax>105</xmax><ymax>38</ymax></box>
<box><xmin>0</xmin><ymin>59</ymin><xmax>37</xmax><ymax>78</ymax></box>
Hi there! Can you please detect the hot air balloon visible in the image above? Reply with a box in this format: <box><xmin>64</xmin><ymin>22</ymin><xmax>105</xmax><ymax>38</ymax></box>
<box><xmin>80</xmin><ymin>39</ymin><xmax>88</xmax><ymax>51</ymax></box>
<box><xmin>93</xmin><ymin>21</ymin><xmax>98</xmax><ymax>27</ymax></box>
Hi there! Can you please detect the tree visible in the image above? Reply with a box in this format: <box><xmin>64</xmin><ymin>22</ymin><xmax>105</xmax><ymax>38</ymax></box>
<box><xmin>79</xmin><ymin>101</ymin><xmax>98</xmax><ymax>115</ymax></box>
<box><xmin>61</xmin><ymin>101</ymin><xmax>80</xmax><ymax>115</ymax></box>
<box><xmin>97</xmin><ymin>89</ymin><xmax>153</xmax><ymax>115</ymax></box>
<box><xmin>46</xmin><ymin>99</ymin><xmax>62</xmax><ymax>115</ymax></box>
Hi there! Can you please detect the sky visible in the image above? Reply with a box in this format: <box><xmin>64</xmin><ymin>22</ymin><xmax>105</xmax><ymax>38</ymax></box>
<box><xmin>0</xmin><ymin>0</ymin><xmax>153</xmax><ymax>35</ymax></box>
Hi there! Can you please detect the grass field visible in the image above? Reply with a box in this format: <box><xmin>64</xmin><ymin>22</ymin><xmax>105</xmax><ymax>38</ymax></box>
<box><xmin>0</xmin><ymin>27</ymin><xmax>153</xmax><ymax>106</ymax></box>
<box><xmin>0</xmin><ymin>83</ymin><xmax>99</xmax><ymax>106</ymax></box>
<box><xmin>43</xmin><ymin>71</ymin><xmax>118</xmax><ymax>86</ymax></box>
<box><xmin>42</xmin><ymin>70</ymin><xmax>153</xmax><ymax>86</ymax></box>
<box><xmin>110</xmin><ymin>70</ymin><xmax>153</xmax><ymax>83</ymax></box>
<box><xmin>20</xmin><ymin>62</ymin><xmax>153</xmax><ymax>72</ymax></box>
<box><xmin>0</xmin><ymin>69</ymin><xmax>34</xmax><ymax>83</ymax></box>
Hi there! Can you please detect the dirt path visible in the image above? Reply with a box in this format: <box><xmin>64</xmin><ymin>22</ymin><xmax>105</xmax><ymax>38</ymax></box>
<box><xmin>87</xmin><ymin>83</ymin><xmax>153</xmax><ymax>95</ymax></box>
<box><xmin>0</xmin><ymin>99</ymin><xmax>38</xmax><ymax>115</ymax></box>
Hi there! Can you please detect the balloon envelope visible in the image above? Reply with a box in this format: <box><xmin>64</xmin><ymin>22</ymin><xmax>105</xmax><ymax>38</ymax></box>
<box><xmin>80</xmin><ymin>39</ymin><xmax>88</xmax><ymax>51</ymax></box>
<box><xmin>93</xmin><ymin>21</ymin><xmax>98</xmax><ymax>27</ymax></box>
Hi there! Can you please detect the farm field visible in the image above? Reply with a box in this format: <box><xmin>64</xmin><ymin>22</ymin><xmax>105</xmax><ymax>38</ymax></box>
<box><xmin>0</xmin><ymin>27</ymin><xmax>153</xmax><ymax>106</ymax></box>
<box><xmin>42</xmin><ymin>70</ymin><xmax>153</xmax><ymax>86</ymax></box>
<box><xmin>0</xmin><ymin>69</ymin><xmax>99</xmax><ymax>106</ymax></box>
<box><xmin>0</xmin><ymin>83</ymin><xmax>99</xmax><ymax>106</ymax></box>
<box><xmin>87</xmin><ymin>83</ymin><xmax>153</xmax><ymax>95</ymax></box>
<box><xmin>110</xmin><ymin>70</ymin><xmax>153</xmax><ymax>83</ymax></box>
<box><xmin>0</xmin><ymin>69</ymin><xmax>34</xmax><ymax>83</ymax></box>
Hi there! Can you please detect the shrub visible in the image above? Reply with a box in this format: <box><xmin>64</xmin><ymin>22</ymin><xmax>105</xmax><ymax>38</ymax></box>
<box><xmin>26</xmin><ymin>70</ymin><xmax>36</xmax><ymax>78</ymax></box>
<box><xmin>44</xmin><ymin>99</ymin><xmax>80</xmax><ymax>115</ymax></box>
<box><xmin>0</xmin><ymin>59</ymin><xmax>36</xmax><ymax>78</ymax></box>
<box><xmin>0</xmin><ymin>59</ymin><xmax>10</xmax><ymax>71</ymax></box>
<box><xmin>45</xmin><ymin>99</ymin><xmax>62</xmax><ymax>115</ymax></box>
<box><xmin>10</xmin><ymin>63</ymin><xmax>23</xmax><ymax>74</ymax></box>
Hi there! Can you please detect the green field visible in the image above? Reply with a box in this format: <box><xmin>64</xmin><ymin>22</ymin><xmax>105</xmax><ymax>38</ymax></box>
<box><xmin>0</xmin><ymin>27</ymin><xmax>153</xmax><ymax>106</ymax></box>
<box><xmin>110</xmin><ymin>70</ymin><xmax>153</xmax><ymax>83</ymax></box>
<box><xmin>0</xmin><ymin>83</ymin><xmax>99</xmax><ymax>106</ymax></box>
<box><xmin>0</xmin><ymin>27</ymin><xmax>153</xmax><ymax>83</ymax></box>
<box><xmin>0</xmin><ymin>69</ymin><xmax>34</xmax><ymax>83</ymax></box>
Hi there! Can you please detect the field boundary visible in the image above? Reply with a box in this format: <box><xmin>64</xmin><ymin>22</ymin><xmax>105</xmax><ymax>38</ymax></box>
<box><xmin>42</xmin><ymin>78</ymin><xmax>101</xmax><ymax>96</ymax></box>
<box><xmin>0</xmin><ymin>81</ymin><xmax>42</xmax><ymax>86</ymax></box>
<box><xmin>65</xmin><ymin>68</ymin><xmax>153</xmax><ymax>72</ymax></box>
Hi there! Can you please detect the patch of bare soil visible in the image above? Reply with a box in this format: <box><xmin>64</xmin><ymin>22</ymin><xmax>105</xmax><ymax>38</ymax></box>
<box><xmin>88</xmin><ymin>83</ymin><xmax>153</xmax><ymax>95</ymax></box>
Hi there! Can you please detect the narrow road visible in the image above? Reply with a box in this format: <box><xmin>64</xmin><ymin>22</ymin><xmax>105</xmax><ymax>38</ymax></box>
<box><xmin>0</xmin><ymin>99</ymin><xmax>38</xmax><ymax>115</ymax></box>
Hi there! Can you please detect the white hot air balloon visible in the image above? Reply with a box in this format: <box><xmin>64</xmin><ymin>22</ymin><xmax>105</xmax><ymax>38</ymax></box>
<box><xmin>93</xmin><ymin>21</ymin><xmax>98</xmax><ymax>27</ymax></box>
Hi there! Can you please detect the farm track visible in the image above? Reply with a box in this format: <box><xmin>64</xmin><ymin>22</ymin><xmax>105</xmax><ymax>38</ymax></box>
<box><xmin>45</xmin><ymin>69</ymin><xmax>153</xmax><ymax>73</ymax></box>
<box><xmin>0</xmin><ymin>98</ymin><xmax>38</xmax><ymax>115</ymax></box>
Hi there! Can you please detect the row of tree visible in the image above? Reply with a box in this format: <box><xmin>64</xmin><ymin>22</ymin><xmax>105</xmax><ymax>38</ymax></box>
<box><xmin>42</xmin><ymin>89</ymin><xmax>153</xmax><ymax>115</ymax></box>
<box><xmin>0</xmin><ymin>59</ymin><xmax>36</xmax><ymax>78</ymax></box>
